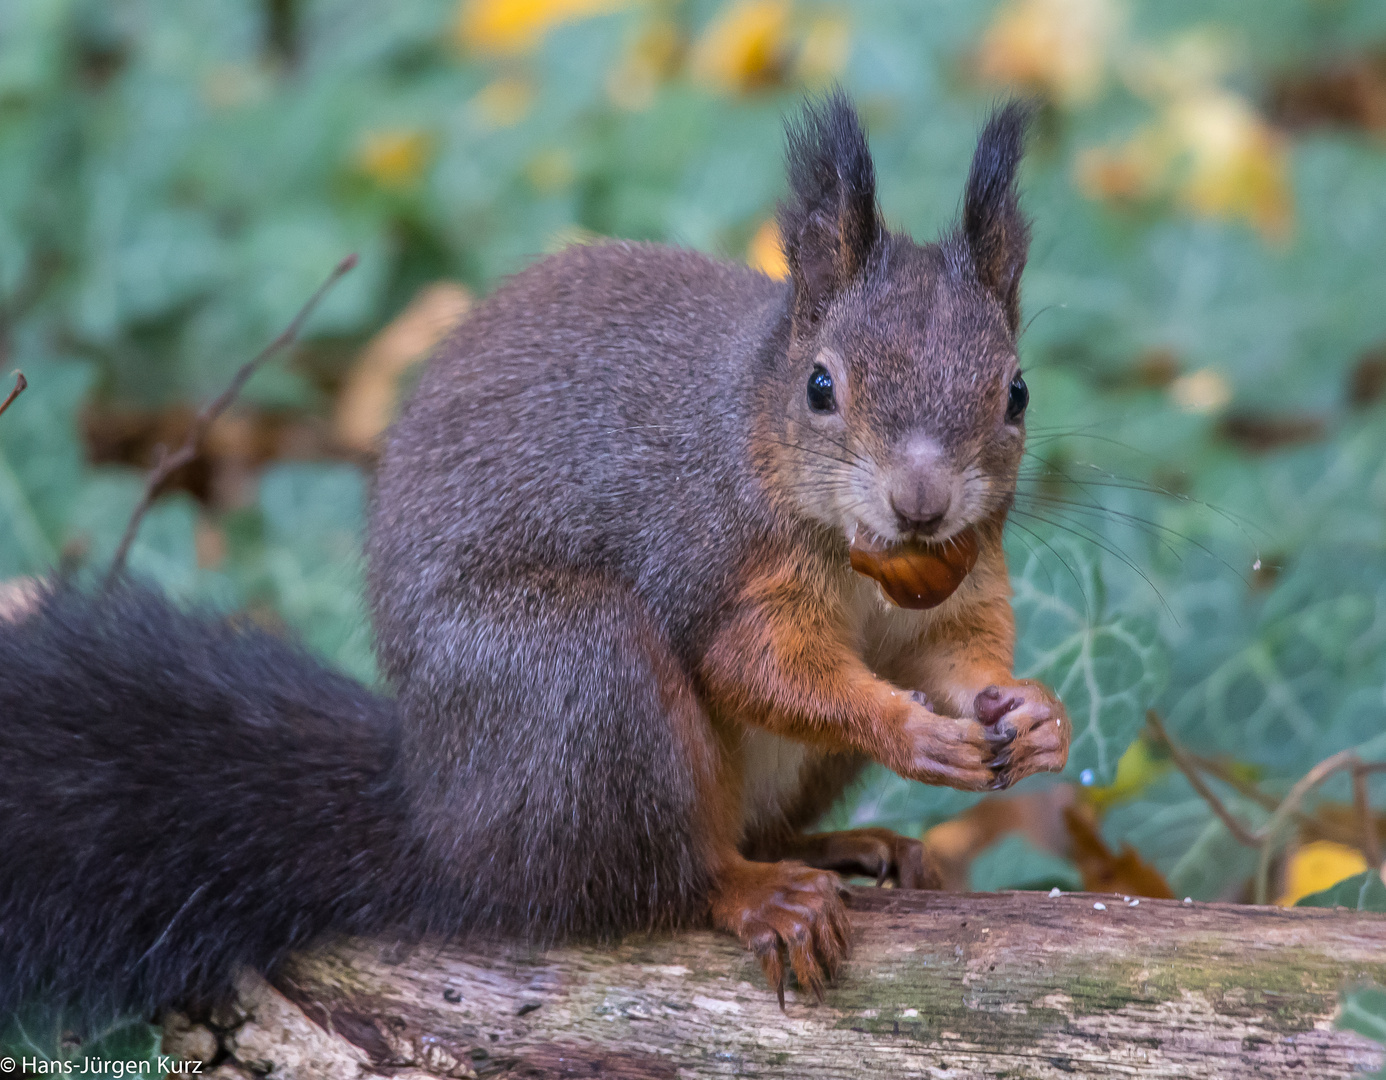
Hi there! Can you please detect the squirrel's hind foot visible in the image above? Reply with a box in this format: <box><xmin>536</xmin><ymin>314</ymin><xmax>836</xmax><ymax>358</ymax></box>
<box><xmin>773</xmin><ymin>827</ymin><xmax>941</xmax><ymax>890</ymax></box>
<box><xmin>709</xmin><ymin>857</ymin><xmax>852</xmax><ymax>1008</ymax></box>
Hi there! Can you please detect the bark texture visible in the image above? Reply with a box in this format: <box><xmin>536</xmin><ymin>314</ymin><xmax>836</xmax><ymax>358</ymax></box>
<box><xmin>189</xmin><ymin>890</ymin><xmax>1386</xmax><ymax>1079</ymax></box>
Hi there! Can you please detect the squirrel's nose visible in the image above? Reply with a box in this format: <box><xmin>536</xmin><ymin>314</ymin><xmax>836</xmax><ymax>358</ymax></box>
<box><xmin>891</xmin><ymin>492</ymin><xmax>950</xmax><ymax>536</ymax></box>
<box><xmin>890</xmin><ymin>437</ymin><xmax>955</xmax><ymax>537</ymax></box>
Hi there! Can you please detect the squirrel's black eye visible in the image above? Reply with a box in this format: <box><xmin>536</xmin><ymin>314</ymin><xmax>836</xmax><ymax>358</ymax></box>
<box><xmin>807</xmin><ymin>365</ymin><xmax>836</xmax><ymax>413</ymax></box>
<box><xmin>1006</xmin><ymin>374</ymin><xmax>1028</xmax><ymax>423</ymax></box>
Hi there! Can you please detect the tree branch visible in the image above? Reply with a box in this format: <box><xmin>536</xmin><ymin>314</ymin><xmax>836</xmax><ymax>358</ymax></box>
<box><xmin>1253</xmin><ymin>750</ymin><xmax>1362</xmax><ymax>903</ymax></box>
<box><xmin>179</xmin><ymin>891</ymin><xmax>1386</xmax><ymax>1080</ymax></box>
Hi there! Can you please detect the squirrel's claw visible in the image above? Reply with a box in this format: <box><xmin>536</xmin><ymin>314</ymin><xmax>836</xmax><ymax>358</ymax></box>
<box><xmin>750</xmin><ymin>928</ymin><xmax>788</xmax><ymax>1008</ymax></box>
<box><xmin>975</xmin><ymin>681</ymin><xmax>1071</xmax><ymax>788</ymax></box>
<box><xmin>710</xmin><ymin>859</ymin><xmax>852</xmax><ymax>1009</ymax></box>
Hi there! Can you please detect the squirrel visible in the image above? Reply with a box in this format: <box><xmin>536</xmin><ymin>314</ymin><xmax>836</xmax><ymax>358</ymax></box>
<box><xmin>0</xmin><ymin>92</ymin><xmax>1068</xmax><ymax>1023</ymax></box>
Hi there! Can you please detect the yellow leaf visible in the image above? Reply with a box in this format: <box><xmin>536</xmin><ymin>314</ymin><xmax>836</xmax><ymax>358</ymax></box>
<box><xmin>1075</xmin><ymin>89</ymin><xmax>1293</xmax><ymax>242</ymax></box>
<box><xmin>747</xmin><ymin>219</ymin><xmax>787</xmax><ymax>279</ymax></box>
<box><xmin>690</xmin><ymin>0</ymin><xmax>791</xmax><ymax>94</ymax></box>
<box><xmin>606</xmin><ymin>17</ymin><xmax>683</xmax><ymax>112</ymax></box>
<box><xmin>1123</xmin><ymin>29</ymin><xmax>1232</xmax><ymax>102</ymax></box>
<box><xmin>1279</xmin><ymin>840</ymin><xmax>1368</xmax><ymax>906</ymax></box>
<box><xmin>471</xmin><ymin>76</ymin><xmax>536</xmax><ymax>129</ymax></box>
<box><xmin>1081</xmin><ymin>736</ymin><xmax>1170</xmax><ymax>813</ymax></box>
<box><xmin>976</xmin><ymin>0</ymin><xmax>1123</xmax><ymax>105</ymax></box>
<box><xmin>1169</xmin><ymin>91</ymin><xmax>1293</xmax><ymax>243</ymax></box>
<box><xmin>355</xmin><ymin>129</ymin><xmax>433</xmax><ymax>189</ymax></box>
<box><xmin>456</xmin><ymin>0</ymin><xmax>635</xmax><ymax>56</ymax></box>
<box><xmin>794</xmin><ymin>13</ymin><xmax>850</xmax><ymax>87</ymax></box>
<box><xmin>526</xmin><ymin>148</ymin><xmax>577</xmax><ymax>193</ymax></box>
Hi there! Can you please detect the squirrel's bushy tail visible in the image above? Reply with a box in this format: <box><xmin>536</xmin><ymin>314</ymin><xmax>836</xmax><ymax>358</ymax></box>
<box><xmin>0</xmin><ymin>584</ymin><xmax>414</xmax><ymax>1023</ymax></box>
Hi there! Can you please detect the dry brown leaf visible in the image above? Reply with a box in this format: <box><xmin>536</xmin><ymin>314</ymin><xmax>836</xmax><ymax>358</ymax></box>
<box><xmin>1064</xmin><ymin>803</ymin><xmax>1175</xmax><ymax>898</ymax></box>
<box><xmin>1271</xmin><ymin>51</ymin><xmax>1386</xmax><ymax>133</ymax></box>
<box><xmin>924</xmin><ymin>787</ymin><xmax>1076</xmax><ymax>892</ymax></box>
<box><xmin>333</xmin><ymin>283</ymin><xmax>472</xmax><ymax>455</ymax></box>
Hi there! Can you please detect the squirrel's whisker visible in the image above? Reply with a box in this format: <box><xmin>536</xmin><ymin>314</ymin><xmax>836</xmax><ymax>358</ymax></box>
<box><xmin>1002</xmin><ymin>515</ymin><xmax>1091</xmax><ymax>603</ymax></box>
<box><xmin>1008</xmin><ymin>507</ymin><xmax>1175</xmax><ymax>619</ymax></box>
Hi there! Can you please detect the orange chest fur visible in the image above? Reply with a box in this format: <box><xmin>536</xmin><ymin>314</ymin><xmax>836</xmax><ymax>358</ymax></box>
<box><xmin>727</xmin><ymin>572</ymin><xmax>941</xmax><ymax>833</ymax></box>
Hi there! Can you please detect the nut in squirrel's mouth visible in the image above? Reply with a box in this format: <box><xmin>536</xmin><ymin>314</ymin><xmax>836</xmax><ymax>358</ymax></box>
<box><xmin>848</xmin><ymin>525</ymin><xmax>980</xmax><ymax>610</ymax></box>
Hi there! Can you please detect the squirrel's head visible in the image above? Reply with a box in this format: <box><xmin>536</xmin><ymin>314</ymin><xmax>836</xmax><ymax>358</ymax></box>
<box><xmin>762</xmin><ymin>92</ymin><xmax>1031</xmax><ymax>562</ymax></box>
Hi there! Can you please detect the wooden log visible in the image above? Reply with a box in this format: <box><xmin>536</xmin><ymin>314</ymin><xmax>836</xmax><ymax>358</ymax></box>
<box><xmin>203</xmin><ymin>890</ymin><xmax>1386</xmax><ymax>1079</ymax></box>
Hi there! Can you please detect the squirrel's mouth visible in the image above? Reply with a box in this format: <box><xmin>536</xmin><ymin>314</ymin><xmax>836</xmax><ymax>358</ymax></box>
<box><xmin>847</xmin><ymin>525</ymin><xmax>979</xmax><ymax>610</ymax></box>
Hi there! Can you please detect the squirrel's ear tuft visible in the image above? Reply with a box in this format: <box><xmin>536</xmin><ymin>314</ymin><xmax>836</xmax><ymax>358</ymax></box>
<box><xmin>778</xmin><ymin>90</ymin><xmax>882</xmax><ymax>327</ymax></box>
<box><xmin>962</xmin><ymin>100</ymin><xmax>1033</xmax><ymax>335</ymax></box>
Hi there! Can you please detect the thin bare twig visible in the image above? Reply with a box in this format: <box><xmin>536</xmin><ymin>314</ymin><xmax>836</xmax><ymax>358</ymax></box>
<box><xmin>1184</xmin><ymin>752</ymin><xmax>1279</xmax><ymax>811</ymax></box>
<box><xmin>1146</xmin><ymin>711</ymin><xmax>1262</xmax><ymax>847</ymax></box>
<box><xmin>104</xmin><ymin>254</ymin><xmax>357</xmax><ymax>586</ymax></box>
<box><xmin>1148</xmin><ymin>711</ymin><xmax>1386</xmax><ymax>903</ymax></box>
<box><xmin>1253</xmin><ymin>750</ymin><xmax>1360</xmax><ymax>905</ymax></box>
<box><xmin>1187</xmin><ymin>747</ymin><xmax>1379</xmax><ymax>847</ymax></box>
<box><xmin>0</xmin><ymin>371</ymin><xmax>26</xmax><ymax>420</ymax></box>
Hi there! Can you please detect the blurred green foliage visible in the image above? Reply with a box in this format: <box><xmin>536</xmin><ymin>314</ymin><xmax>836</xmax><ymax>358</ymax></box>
<box><xmin>1297</xmin><ymin>869</ymin><xmax>1386</xmax><ymax>911</ymax></box>
<box><xmin>2</xmin><ymin>0</ymin><xmax>1386</xmax><ymax>1043</ymax></box>
<box><xmin>968</xmin><ymin>832</ymin><xmax>1083</xmax><ymax>893</ymax></box>
<box><xmin>0</xmin><ymin>1008</ymin><xmax>162</xmax><ymax>1076</ymax></box>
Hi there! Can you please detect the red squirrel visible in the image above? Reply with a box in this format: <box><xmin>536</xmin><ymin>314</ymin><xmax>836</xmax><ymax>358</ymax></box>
<box><xmin>0</xmin><ymin>92</ymin><xmax>1068</xmax><ymax>1021</ymax></box>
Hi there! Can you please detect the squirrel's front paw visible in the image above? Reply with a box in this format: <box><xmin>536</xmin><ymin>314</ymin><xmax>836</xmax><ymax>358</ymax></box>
<box><xmin>888</xmin><ymin>691</ymin><xmax>1014</xmax><ymax>792</ymax></box>
<box><xmin>710</xmin><ymin>859</ymin><xmax>852</xmax><ymax>1007</ymax></box>
<box><xmin>974</xmin><ymin>680</ymin><xmax>1070</xmax><ymax>789</ymax></box>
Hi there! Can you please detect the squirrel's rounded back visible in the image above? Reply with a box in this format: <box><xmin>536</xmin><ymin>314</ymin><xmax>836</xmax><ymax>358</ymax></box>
<box><xmin>367</xmin><ymin>240</ymin><xmax>791</xmax><ymax>679</ymax></box>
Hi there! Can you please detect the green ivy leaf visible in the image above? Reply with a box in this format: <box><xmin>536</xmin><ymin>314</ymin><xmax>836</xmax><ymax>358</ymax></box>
<box><xmin>821</xmin><ymin>765</ymin><xmax>981</xmax><ymax>837</ymax></box>
<box><xmin>0</xmin><ymin>1006</ymin><xmax>161</xmax><ymax>1078</ymax></box>
<box><xmin>238</xmin><ymin>462</ymin><xmax>378</xmax><ymax>684</ymax></box>
<box><xmin>1162</xmin><ymin>548</ymin><xmax>1386</xmax><ymax>776</ymax></box>
<box><xmin>1296</xmin><ymin>870</ymin><xmax>1386</xmax><ymax>912</ymax></box>
<box><xmin>0</xmin><ymin>362</ymin><xmax>94</xmax><ymax>578</ymax></box>
<box><xmin>1010</xmin><ymin>536</ymin><xmax>1169</xmax><ymax>785</ymax></box>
